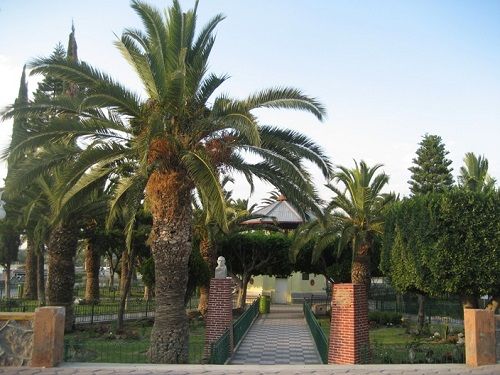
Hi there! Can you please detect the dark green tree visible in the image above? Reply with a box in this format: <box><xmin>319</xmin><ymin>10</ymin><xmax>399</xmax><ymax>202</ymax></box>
<box><xmin>408</xmin><ymin>134</ymin><xmax>454</xmax><ymax>195</ymax></box>
<box><xmin>407</xmin><ymin>134</ymin><xmax>454</xmax><ymax>328</ymax></box>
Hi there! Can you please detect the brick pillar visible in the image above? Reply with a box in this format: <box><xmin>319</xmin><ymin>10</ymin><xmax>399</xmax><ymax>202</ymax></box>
<box><xmin>464</xmin><ymin>309</ymin><xmax>496</xmax><ymax>366</ymax></box>
<box><xmin>328</xmin><ymin>283</ymin><xmax>369</xmax><ymax>364</ymax></box>
<box><xmin>31</xmin><ymin>307</ymin><xmax>65</xmax><ymax>367</ymax></box>
<box><xmin>204</xmin><ymin>278</ymin><xmax>233</xmax><ymax>358</ymax></box>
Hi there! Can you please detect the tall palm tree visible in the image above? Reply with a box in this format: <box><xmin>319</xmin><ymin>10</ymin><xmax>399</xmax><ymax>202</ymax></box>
<box><xmin>327</xmin><ymin>161</ymin><xmax>394</xmax><ymax>289</ymax></box>
<box><xmin>458</xmin><ymin>152</ymin><xmax>496</xmax><ymax>193</ymax></box>
<box><xmin>4</xmin><ymin>1</ymin><xmax>331</xmax><ymax>363</ymax></box>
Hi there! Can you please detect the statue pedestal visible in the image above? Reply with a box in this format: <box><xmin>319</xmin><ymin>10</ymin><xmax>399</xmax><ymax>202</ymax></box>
<box><xmin>204</xmin><ymin>278</ymin><xmax>233</xmax><ymax>361</ymax></box>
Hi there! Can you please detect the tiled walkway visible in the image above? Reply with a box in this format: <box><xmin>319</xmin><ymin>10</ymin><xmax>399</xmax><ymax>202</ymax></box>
<box><xmin>230</xmin><ymin>304</ymin><xmax>322</xmax><ymax>365</ymax></box>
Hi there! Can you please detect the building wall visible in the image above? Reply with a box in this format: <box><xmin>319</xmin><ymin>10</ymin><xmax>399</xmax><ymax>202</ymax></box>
<box><xmin>246</xmin><ymin>272</ymin><xmax>327</xmax><ymax>303</ymax></box>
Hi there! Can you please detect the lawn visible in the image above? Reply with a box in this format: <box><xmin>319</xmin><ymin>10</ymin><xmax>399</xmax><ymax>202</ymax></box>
<box><xmin>64</xmin><ymin>319</ymin><xmax>205</xmax><ymax>364</ymax></box>
<box><xmin>317</xmin><ymin>318</ymin><xmax>465</xmax><ymax>364</ymax></box>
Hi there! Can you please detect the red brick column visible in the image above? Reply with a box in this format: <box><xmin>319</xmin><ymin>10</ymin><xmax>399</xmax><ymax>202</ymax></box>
<box><xmin>31</xmin><ymin>306</ymin><xmax>65</xmax><ymax>367</ymax></box>
<box><xmin>328</xmin><ymin>283</ymin><xmax>369</xmax><ymax>364</ymax></box>
<box><xmin>204</xmin><ymin>278</ymin><xmax>233</xmax><ymax>358</ymax></box>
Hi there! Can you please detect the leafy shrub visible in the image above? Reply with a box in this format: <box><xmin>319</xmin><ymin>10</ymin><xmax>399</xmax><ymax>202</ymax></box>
<box><xmin>369</xmin><ymin>311</ymin><xmax>402</xmax><ymax>326</ymax></box>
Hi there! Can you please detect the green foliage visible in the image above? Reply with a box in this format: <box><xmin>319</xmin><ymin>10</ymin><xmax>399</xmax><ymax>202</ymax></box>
<box><xmin>408</xmin><ymin>134</ymin><xmax>454</xmax><ymax>195</ymax></box>
<box><xmin>382</xmin><ymin>190</ymin><xmax>500</xmax><ymax>299</ymax></box>
<box><xmin>458</xmin><ymin>152</ymin><xmax>496</xmax><ymax>193</ymax></box>
<box><xmin>368</xmin><ymin>311</ymin><xmax>403</xmax><ymax>326</ymax></box>
<box><xmin>0</xmin><ymin>220</ymin><xmax>20</xmax><ymax>267</ymax></box>
<box><xmin>219</xmin><ymin>231</ymin><xmax>293</xmax><ymax>278</ymax></box>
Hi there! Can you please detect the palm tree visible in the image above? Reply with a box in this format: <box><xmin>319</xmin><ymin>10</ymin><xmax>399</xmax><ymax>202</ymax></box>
<box><xmin>4</xmin><ymin>1</ymin><xmax>331</xmax><ymax>363</ymax></box>
<box><xmin>458</xmin><ymin>152</ymin><xmax>496</xmax><ymax>193</ymax></box>
<box><xmin>327</xmin><ymin>161</ymin><xmax>394</xmax><ymax>289</ymax></box>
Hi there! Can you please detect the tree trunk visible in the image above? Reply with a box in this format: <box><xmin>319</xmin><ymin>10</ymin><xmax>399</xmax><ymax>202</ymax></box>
<box><xmin>46</xmin><ymin>223</ymin><xmax>78</xmax><ymax>332</ymax></box>
<box><xmin>461</xmin><ymin>295</ymin><xmax>479</xmax><ymax>309</ymax></box>
<box><xmin>23</xmin><ymin>237</ymin><xmax>37</xmax><ymax>300</ymax></box>
<box><xmin>117</xmin><ymin>249</ymin><xmax>136</xmax><ymax>333</ymax></box>
<box><xmin>4</xmin><ymin>263</ymin><xmax>11</xmax><ymax>299</ymax></box>
<box><xmin>198</xmin><ymin>236</ymin><xmax>216</xmax><ymax>317</ymax></box>
<box><xmin>84</xmin><ymin>239</ymin><xmax>100</xmax><ymax>303</ymax></box>
<box><xmin>237</xmin><ymin>273</ymin><xmax>251</xmax><ymax>309</ymax></box>
<box><xmin>37</xmin><ymin>249</ymin><xmax>45</xmax><ymax>305</ymax></box>
<box><xmin>351</xmin><ymin>242</ymin><xmax>371</xmax><ymax>290</ymax></box>
<box><xmin>107</xmin><ymin>254</ymin><xmax>115</xmax><ymax>290</ymax></box>
<box><xmin>120</xmin><ymin>250</ymin><xmax>130</xmax><ymax>297</ymax></box>
<box><xmin>417</xmin><ymin>293</ymin><xmax>426</xmax><ymax>331</ymax></box>
<box><xmin>146</xmin><ymin>171</ymin><xmax>192</xmax><ymax>364</ymax></box>
<box><xmin>144</xmin><ymin>285</ymin><xmax>153</xmax><ymax>300</ymax></box>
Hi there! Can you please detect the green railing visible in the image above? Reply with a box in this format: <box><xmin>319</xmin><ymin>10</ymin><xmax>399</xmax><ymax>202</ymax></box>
<box><xmin>209</xmin><ymin>297</ymin><xmax>260</xmax><ymax>364</ymax></box>
<box><xmin>303</xmin><ymin>301</ymin><xmax>328</xmax><ymax>363</ymax></box>
<box><xmin>233</xmin><ymin>297</ymin><xmax>260</xmax><ymax>347</ymax></box>
<box><xmin>209</xmin><ymin>329</ymin><xmax>231</xmax><ymax>364</ymax></box>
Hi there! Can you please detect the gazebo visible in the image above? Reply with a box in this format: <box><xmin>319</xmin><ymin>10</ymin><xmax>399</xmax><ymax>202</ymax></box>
<box><xmin>242</xmin><ymin>195</ymin><xmax>327</xmax><ymax>304</ymax></box>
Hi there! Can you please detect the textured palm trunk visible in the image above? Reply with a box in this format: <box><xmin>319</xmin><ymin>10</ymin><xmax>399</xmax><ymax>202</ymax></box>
<box><xmin>351</xmin><ymin>242</ymin><xmax>371</xmax><ymax>290</ymax></box>
<box><xmin>23</xmin><ymin>237</ymin><xmax>37</xmax><ymax>300</ymax></box>
<box><xmin>198</xmin><ymin>237</ymin><xmax>216</xmax><ymax>317</ymax></box>
<box><xmin>37</xmin><ymin>249</ymin><xmax>45</xmax><ymax>305</ymax></box>
<box><xmin>84</xmin><ymin>239</ymin><xmax>100</xmax><ymax>303</ymax></box>
<box><xmin>120</xmin><ymin>251</ymin><xmax>130</xmax><ymax>297</ymax></box>
<box><xmin>146</xmin><ymin>171</ymin><xmax>192</xmax><ymax>364</ymax></box>
<box><xmin>46</xmin><ymin>223</ymin><xmax>78</xmax><ymax>332</ymax></box>
<box><xmin>117</xmin><ymin>249</ymin><xmax>135</xmax><ymax>333</ymax></box>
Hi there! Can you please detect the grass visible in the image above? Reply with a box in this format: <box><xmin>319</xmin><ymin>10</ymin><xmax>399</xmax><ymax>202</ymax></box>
<box><xmin>317</xmin><ymin>317</ymin><xmax>465</xmax><ymax>364</ymax></box>
<box><xmin>64</xmin><ymin>319</ymin><xmax>206</xmax><ymax>364</ymax></box>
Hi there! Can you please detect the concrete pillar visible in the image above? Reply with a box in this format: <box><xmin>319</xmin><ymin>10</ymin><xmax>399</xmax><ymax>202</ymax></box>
<box><xmin>464</xmin><ymin>309</ymin><xmax>496</xmax><ymax>366</ymax></box>
<box><xmin>204</xmin><ymin>278</ymin><xmax>233</xmax><ymax>359</ymax></box>
<box><xmin>328</xmin><ymin>283</ymin><xmax>369</xmax><ymax>364</ymax></box>
<box><xmin>31</xmin><ymin>307</ymin><xmax>65</xmax><ymax>367</ymax></box>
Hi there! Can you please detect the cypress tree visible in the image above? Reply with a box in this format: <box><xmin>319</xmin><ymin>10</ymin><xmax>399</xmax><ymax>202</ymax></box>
<box><xmin>408</xmin><ymin>134</ymin><xmax>454</xmax><ymax>195</ymax></box>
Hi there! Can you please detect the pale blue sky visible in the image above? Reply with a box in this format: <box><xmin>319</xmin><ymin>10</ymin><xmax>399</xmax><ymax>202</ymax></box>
<box><xmin>1</xmin><ymin>0</ymin><xmax>499</xmax><ymax>202</ymax></box>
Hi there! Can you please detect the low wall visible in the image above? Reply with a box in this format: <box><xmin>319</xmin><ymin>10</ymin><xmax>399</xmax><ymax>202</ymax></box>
<box><xmin>0</xmin><ymin>313</ymin><xmax>34</xmax><ymax>366</ymax></box>
<box><xmin>464</xmin><ymin>309</ymin><xmax>500</xmax><ymax>366</ymax></box>
<box><xmin>0</xmin><ymin>307</ymin><xmax>65</xmax><ymax>367</ymax></box>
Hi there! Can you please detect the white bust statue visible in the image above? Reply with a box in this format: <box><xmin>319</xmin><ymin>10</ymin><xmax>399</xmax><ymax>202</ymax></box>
<box><xmin>214</xmin><ymin>256</ymin><xmax>227</xmax><ymax>279</ymax></box>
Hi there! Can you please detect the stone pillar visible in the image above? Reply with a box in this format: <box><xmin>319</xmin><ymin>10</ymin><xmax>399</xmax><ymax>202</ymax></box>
<box><xmin>31</xmin><ymin>307</ymin><xmax>65</xmax><ymax>367</ymax></box>
<box><xmin>464</xmin><ymin>309</ymin><xmax>496</xmax><ymax>366</ymax></box>
<box><xmin>328</xmin><ymin>283</ymin><xmax>369</xmax><ymax>364</ymax></box>
<box><xmin>204</xmin><ymin>278</ymin><xmax>233</xmax><ymax>359</ymax></box>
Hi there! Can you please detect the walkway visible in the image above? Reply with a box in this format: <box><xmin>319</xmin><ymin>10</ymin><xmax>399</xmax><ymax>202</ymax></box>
<box><xmin>1</xmin><ymin>364</ymin><xmax>499</xmax><ymax>375</ymax></box>
<box><xmin>230</xmin><ymin>304</ymin><xmax>321</xmax><ymax>365</ymax></box>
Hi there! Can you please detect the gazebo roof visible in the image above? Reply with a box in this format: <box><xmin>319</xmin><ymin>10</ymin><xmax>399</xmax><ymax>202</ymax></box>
<box><xmin>241</xmin><ymin>195</ymin><xmax>305</xmax><ymax>229</ymax></box>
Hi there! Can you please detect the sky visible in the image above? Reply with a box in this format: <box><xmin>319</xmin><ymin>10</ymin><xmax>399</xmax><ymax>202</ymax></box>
<box><xmin>0</xmin><ymin>0</ymin><xmax>499</xmax><ymax>204</ymax></box>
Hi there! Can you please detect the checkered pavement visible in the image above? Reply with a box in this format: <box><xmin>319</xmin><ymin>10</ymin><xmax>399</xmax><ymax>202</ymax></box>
<box><xmin>230</xmin><ymin>304</ymin><xmax>322</xmax><ymax>365</ymax></box>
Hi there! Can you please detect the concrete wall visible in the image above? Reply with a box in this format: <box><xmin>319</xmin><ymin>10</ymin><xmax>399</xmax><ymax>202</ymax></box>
<box><xmin>247</xmin><ymin>272</ymin><xmax>327</xmax><ymax>303</ymax></box>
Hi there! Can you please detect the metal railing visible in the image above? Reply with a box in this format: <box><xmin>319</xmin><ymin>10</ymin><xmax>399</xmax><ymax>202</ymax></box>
<box><xmin>209</xmin><ymin>329</ymin><xmax>231</xmax><ymax>364</ymax></box>
<box><xmin>209</xmin><ymin>297</ymin><xmax>260</xmax><ymax>364</ymax></box>
<box><xmin>303</xmin><ymin>301</ymin><xmax>328</xmax><ymax>363</ymax></box>
<box><xmin>233</xmin><ymin>297</ymin><xmax>259</xmax><ymax>347</ymax></box>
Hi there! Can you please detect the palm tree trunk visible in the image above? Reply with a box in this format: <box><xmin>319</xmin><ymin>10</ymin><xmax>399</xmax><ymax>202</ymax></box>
<box><xmin>146</xmin><ymin>171</ymin><xmax>192</xmax><ymax>364</ymax></box>
<box><xmin>46</xmin><ymin>223</ymin><xmax>78</xmax><ymax>332</ymax></box>
<box><xmin>351</xmin><ymin>242</ymin><xmax>371</xmax><ymax>290</ymax></box>
<box><xmin>23</xmin><ymin>237</ymin><xmax>37</xmax><ymax>300</ymax></box>
<box><xmin>37</xmin><ymin>248</ymin><xmax>45</xmax><ymax>305</ymax></box>
<box><xmin>84</xmin><ymin>239</ymin><xmax>100</xmax><ymax>303</ymax></box>
<box><xmin>198</xmin><ymin>236</ymin><xmax>216</xmax><ymax>317</ymax></box>
<box><xmin>117</xmin><ymin>248</ymin><xmax>136</xmax><ymax>333</ymax></box>
<box><xmin>120</xmin><ymin>250</ymin><xmax>130</xmax><ymax>298</ymax></box>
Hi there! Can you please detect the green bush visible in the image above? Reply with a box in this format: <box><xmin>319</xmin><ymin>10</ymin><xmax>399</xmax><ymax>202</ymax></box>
<box><xmin>369</xmin><ymin>311</ymin><xmax>403</xmax><ymax>326</ymax></box>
